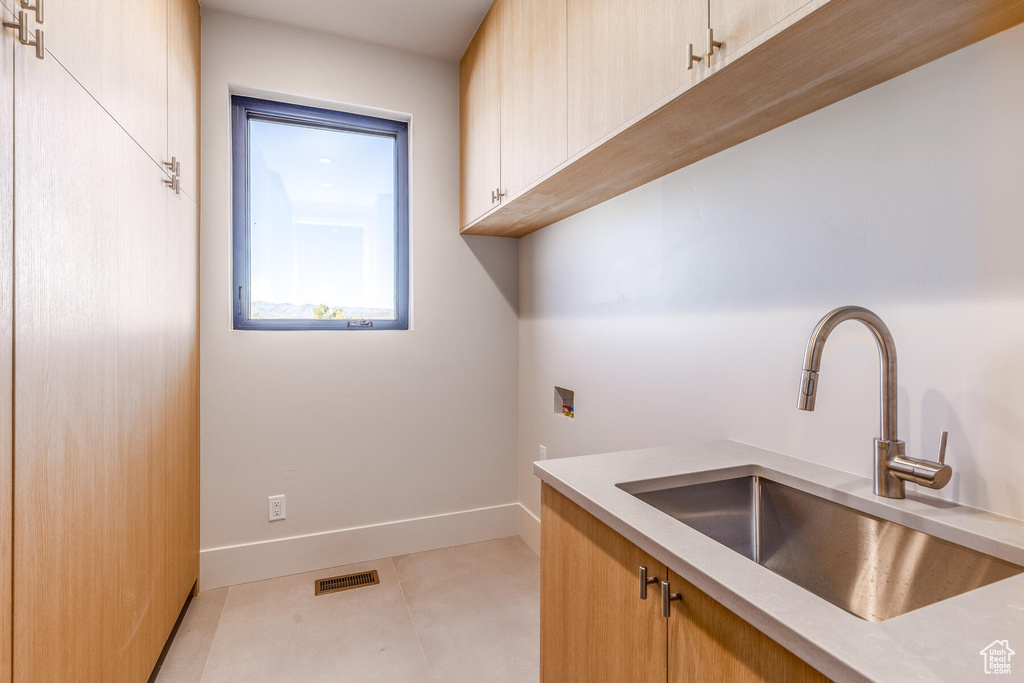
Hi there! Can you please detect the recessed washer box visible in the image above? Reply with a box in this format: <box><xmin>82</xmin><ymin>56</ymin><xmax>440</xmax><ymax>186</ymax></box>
<box><xmin>554</xmin><ymin>387</ymin><xmax>574</xmax><ymax>419</ymax></box>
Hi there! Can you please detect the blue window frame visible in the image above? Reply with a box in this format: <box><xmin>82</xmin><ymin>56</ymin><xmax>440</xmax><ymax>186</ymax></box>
<box><xmin>231</xmin><ymin>95</ymin><xmax>409</xmax><ymax>330</ymax></box>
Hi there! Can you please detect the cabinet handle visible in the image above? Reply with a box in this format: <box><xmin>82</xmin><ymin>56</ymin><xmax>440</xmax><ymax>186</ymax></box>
<box><xmin>686</xmin><ymin>43</ymin><xmax>702</xmax><ymax>71</ymax></box>
<box><xmin>20</xmin><ymin>0</ymin><xmax>42</xmax><ymax>24</ymax></box>
<box><xmin>661</xmin><ymin>580</ymin><xmax>682</xmax><ymax>618</ymax></box>
<box><xmin>706</xmin><ymin>27</ymin><xmax>723</xmax><ymax>62</ymax></box>
<box><xmin>639</xmin><ymin>566</ymin><xmax>659</xmax><ymax>600</ymax></box>
<box><xmin>2</xmin><ymin>10</ymin><xmax>43</xmax><ymax>60</ymax></box>
<box><xmin>492</xmin><ymin>188</ymin><xmax>506</xmax><ymax>204</ymax></box>
<box><xmin>1</xmin><ymin>12</ymin><xmax>27</xmax><ymax>43</ymax></box>
<box><xmin>163</xmin><ymin>158</ymin><xmax>182</xmax><ymax>194</ymax></box>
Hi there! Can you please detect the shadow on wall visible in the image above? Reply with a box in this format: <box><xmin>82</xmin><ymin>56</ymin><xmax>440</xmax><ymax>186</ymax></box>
<box><xmin>464</xmin><ymin>234</ymin><xmax>519</xmax><ymax>315</ymax></box>
<box><xmin>942</xmin><ymin>388</ymin><xmax>1024</xmax><ymax>521</ymax></box>
<box><xmin>514</xmin><ymin>26</ymin><xmax>1024</xmax><ymax>522</ymax></box>
<box><xmin>905</xmin><ymin>385</ymin><xmax>1024</xmax><ymax>520</ymax></box>
<box><xmin>518</xmin><ymin>25</ymin><xmax>1024</xmax><ymax>321</ymax></box>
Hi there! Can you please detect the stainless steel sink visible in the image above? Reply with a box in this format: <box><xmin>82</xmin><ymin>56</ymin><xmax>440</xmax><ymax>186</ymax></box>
<box><xmin>628</xmin><ymin>475</ymin><xmax>1023</xmax><ymax>621</ymax></box>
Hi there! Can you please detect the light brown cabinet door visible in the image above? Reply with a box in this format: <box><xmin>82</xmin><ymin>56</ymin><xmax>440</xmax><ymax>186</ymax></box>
<box><xmin>567</xmin><ymin>0</ymin><xmax>639</xmax><ymax>156</ymax></box>
<box><xmin>164</xmin><ymin>189</ymin><xmax>201</xmax><ymax>608</ymax></box>
<box><xmin>541</xmin><ymin>484</ymin><xmax>667</xmax><ymax>683</ymax></box>
<box><xmin>638</xmin><ymin>0</ymin><xmax>707</xmax><ymax>110</ymax></box>
<box><xmin>710</xmin><ymin>0</ymin><xmax>812</xmax><ymax>62</ymax></box>
<box><xmin>500</xmin><ymin>0</ymin><xmax>568</xmax><ymax>199</ymax></box>
<box><xmin>0</xmin><ymin>8</ymin><xmax>14</xmax><ymax>683</ymax></box>
<box><xmin>666</xmin><ymin>569</ymin><xmax>830</xmax><ymax>683</ymax></box>
<box><xmin>460</xmin><ymin>1</ymin><xmax>502</xmax><ymax>228</ymax></box>
<box><xmin>168</xmin><ymin>0</ymin><xmax>200</xmax><ymax>200</ymax></box>
<box><xmin>13</xmin><ymin>46</ymin><xmax>193</xmax><ymax>682</ymax></box>
<box><xmin>45</xmin><ymin>0</ymin><xmax>169</xmax><ymax>164</ymax></box>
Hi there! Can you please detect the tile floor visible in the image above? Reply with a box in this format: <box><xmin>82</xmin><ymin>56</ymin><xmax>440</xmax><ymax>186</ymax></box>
<box><xmin>153</xmin><ymin>536</ymin><xmax>540</xmax><ymax>683</ymax></box>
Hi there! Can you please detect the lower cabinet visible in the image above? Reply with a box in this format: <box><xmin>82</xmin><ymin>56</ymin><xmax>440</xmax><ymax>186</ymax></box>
<box><xmin>541</xmin><ymin>482</ymin><xmax>666</xmax><ymax>681</ymax></box>
<box><xmin>540</xmin><ymin>484</ymin><xmax>829</xmax><ymax>683</ymax></box>
<box><xmin>666</xmin><ymin>569</ymin><xmax>829</xmax><ymax>682</ymax></box>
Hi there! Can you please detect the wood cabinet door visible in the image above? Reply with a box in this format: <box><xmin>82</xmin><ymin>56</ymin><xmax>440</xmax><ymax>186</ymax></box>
<box><xmin>167</xmin><ymin>0</ymin><xmax>201</xmax><ymax>200</ymax></box>
<box><xmin>567</xmin><ymin>0</ymin><xmax>639</xmax><ymax>156</ymax></box>
<box><xmin>638</xmin><ymin>0</ymin><xmax>707</xmax><ymax>110</ymax></box>
<box><xmin>710</xmin><ymin>0</ymin><xmax>812</xmax><ymax>63</ymax></box>
<box><xmin>0</xmin><ymin>8</ymin><xmax>13</xmax><ymax>683</ymax></box>
<box><xmin>500</xmin><ymin>0</ymin><xmax>568</xmax><ymax>199</ymax></box>
<box><xmin>666</xmin><ymin>570</ymin><xmax>829</xmax><ymax>683</ymax></box>
<box><xmin>45</xmin><ymin>0</ymin><xmax>169</xmax><ymax>164</ymax></box>
<box><xmin>163</xmin><ymin>190</ymin><xmax>200</xmax><ymax>606</ymax></box>
<box><xmin>541</xmin><ymin>484</ymin><xmax>667</xmax><ymax>683</ymax></box>
<box><xmin>460</xmin><ymin>1</ymin><xmax>502</xmax><ymax>228</ymax></box>
<box><xmin>13</xmin><ymin>46</ymin><xmax>191</xmax><ymax>682</ymax></box>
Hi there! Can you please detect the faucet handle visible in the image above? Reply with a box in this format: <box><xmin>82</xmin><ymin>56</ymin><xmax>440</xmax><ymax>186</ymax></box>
<box><xmin>936</xmin><ymin>430</ymin><xmax>948</xmax><ymax>465</ymax></box>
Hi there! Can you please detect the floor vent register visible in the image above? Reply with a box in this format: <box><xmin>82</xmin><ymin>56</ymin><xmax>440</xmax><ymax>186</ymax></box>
<box><xmin>315</xmin><ymin>570</ymin><xmax>380</xmax><ymax>596</ymax></box>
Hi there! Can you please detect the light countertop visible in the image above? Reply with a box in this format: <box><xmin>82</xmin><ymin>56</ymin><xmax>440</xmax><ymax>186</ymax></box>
<box><xmin>534</xmin><ymin>440</ymin><xmax>1024</xmax><ymax>682</ymax></box>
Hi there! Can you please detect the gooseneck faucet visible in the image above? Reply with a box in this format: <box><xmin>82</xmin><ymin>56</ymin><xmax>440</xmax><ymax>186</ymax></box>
<box><xmin>797</xmin><ymin>306</ymin><xmax>952</xmax><ymax>499</ymax></box>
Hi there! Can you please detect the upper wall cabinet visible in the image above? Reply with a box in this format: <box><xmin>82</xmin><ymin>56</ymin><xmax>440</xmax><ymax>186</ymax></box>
<box><xmin>460</xmin><ymin>2</ymin><xmax>502</xmax><ymax>227</ymax></box>
<box><xmin>567</xmin><ymin>0</ymin><xmax>705</xmax><ymax>155</ymax></box>
<box><xmin>567</xmin><ymin>0</ymin><xmax>638</xmax><ymax>157</ymax></box>
<box><xmin>710</xmin><ymin>0</ymin><xmax>812</xmax><ymax>63</ymax></box>
<box><xmin>47</xmin><ymin>0</ymin><xmax>169</xmax><ymax>164</ymax></box>
<box><xmin>637</xmin><ymin>0</ymin><xmax>706</xmax><ymax>112</ymax></box>
<box><xmin>501</xmin><ymin>0</ymin><xmax>568</xmax><ymax>200</ymax></box>
<box><xmin>461</xmin><ymin>0</ymin><xmax>570</xmax><ymax>229</ymax></box>
<box><xmin>460</xmin><ymin>0</ymin><xmax>1024</xmax><ymax>238</ymax></box>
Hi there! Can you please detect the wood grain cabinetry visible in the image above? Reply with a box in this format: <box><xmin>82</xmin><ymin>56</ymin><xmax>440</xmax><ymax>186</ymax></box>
<box><xmin>3</xmin><ymin>0</ymin><xmax>200</xmax><ymax>680</ymax></box>
<box><xmin>541</xmin><ymin>484</ymin><xmax>666</xmax><ymax>682</ymax></box>
<box><xmin>460</xmin><ymin>1</ymin><xmax>502</xmax><ymax>227</ymax></box>
<box><xmin>45</xmin><ymin>0</ymin><xmax>169</xmax><ymax>164</ymax></box>
<box><xmin>567</xmin><ymin>0</ymin><xmax>638</xmax><ymax>156</ymax></box>
<box><xmin>541</xmin><ymin>484</ymin><xmax>830</xmax><ymax>683</ymax></box>
<box><xmin>710</xmin><ymin>0</ymin><xmax>811</xmax><ymax>62</ymax></box>
<box><xmin>666</xmin><ymin>569</ymin><xmax>829</xmax><ymax>682</ymax></box>
<box><xmin>461</xmin><ymin>0</ymin><xmax>571</xmax><ymax>229</ymax></box>
<box><xmin>168</xmin><ymin>0</ymin><xmax>201</xmax><ymax>200</ymax></box>
<box><xmin>500</xmin><ymin>0</ymin><xmax>568</xmax><ymax>199</ymax></box>
<box><xmin>637</xmin><ymin>0</ymin><xmax>705</xmax><ymax>111</ymax></box>
<box><xmin>461</xmin><ymin>0</ymin><xmax>1024</xmax><ymax>237</ymax></box>
<box><xmin>0</xmin><ymin>10</ymin><xmax>14</xmax><ymax>683</ymax></box>
<box><xmin>165</xmin><ymin>190</ymin><xmax>201</xmax><ymax>608</ymax></box>
<box><xmin>567</xmin><ymin>0</ymin><xmax>705</xmax><ymax>151</ymax></box>
<box><xmin>15</xmin><ymin>52</ymin><xmax>139</xmax><ymax>680</ymax></box>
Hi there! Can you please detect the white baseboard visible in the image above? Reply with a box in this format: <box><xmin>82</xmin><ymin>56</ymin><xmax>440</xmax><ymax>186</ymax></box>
<box><xmin>518</xmin><ymin>504</ymin><xmax>541</xmax><ymax>556</ymax></box>
<box><xmin>200</xmin><ymin>503</ymin><xmax>519</xmax><ymax>590</ymax></box>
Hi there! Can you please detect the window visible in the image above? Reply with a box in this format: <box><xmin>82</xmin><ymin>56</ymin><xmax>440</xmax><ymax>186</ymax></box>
<box><xmin>231</xmin><ymin>96</ymin><xmax>409</xmax><ymax>330</ymax></box>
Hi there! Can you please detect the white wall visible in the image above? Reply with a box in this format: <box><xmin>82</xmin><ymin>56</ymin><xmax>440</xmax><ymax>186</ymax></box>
<box><xmin>200</xmin><ymin>10</ymin><xmax>520</xmax><ymax>589</ymax></box>
<box><xmin>519</xmin><ymin>24</ymin><xmax>1024</xmax><ymax>528</ymax></box>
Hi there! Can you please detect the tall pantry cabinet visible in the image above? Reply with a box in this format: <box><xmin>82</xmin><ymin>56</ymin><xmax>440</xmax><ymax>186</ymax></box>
<box><xmin>0</xmin><ymin>0</ymin><xmax>201</xmax><ymax>679</ymax></box>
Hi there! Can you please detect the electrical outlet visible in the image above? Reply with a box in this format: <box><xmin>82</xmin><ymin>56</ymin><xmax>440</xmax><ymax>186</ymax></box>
<box><xmin>268</xmin><ymin>494</ymin><xmax>286</xmax><ymax>522</ymax></box>
<box><xmin>539</xmin><ymin>445</ymin><xmax>547</xmax><ymax>460</ymax></box>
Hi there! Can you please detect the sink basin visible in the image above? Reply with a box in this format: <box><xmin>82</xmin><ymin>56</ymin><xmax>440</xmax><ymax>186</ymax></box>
<box><xmin>627</xmin><ymin>475</ymin><xmax>1023</xmax><ymax>621</ymax></box>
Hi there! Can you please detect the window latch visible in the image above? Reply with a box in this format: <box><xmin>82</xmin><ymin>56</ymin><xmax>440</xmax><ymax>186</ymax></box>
<box><xmin>347</xmin><ymin>320</ymin><xmax>373</xmax><ymax>328</ymax></box>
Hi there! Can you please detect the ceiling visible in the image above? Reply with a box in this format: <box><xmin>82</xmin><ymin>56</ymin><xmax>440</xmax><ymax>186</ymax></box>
<box><xmin>200</xmin><ymin>0</ymin><xmax>494</xmax><ymax>61</ymax></box>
